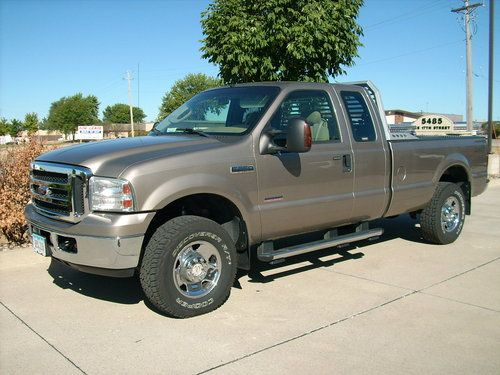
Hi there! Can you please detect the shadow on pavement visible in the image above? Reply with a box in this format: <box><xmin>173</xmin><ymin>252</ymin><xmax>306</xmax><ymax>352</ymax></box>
<box><xmin>242</xmin><ymin>214</ymin><xmax>426</xmax><ymax>284</ymax></box>
<box><xmin>47</xmin><ymin>259</ymin><xmax>144</xmax><ymax>305</ymax></box>
<box><xmin>46</xmin><ymin>214</ymin><xmax>425</xmax><ymax>309</ymax></box>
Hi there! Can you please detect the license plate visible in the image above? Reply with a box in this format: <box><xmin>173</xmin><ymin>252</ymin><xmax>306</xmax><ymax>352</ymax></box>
<box><xmin>32</xmin><ymin>233</ymin><xmax>48</xmax><ymax>256</ymax></box>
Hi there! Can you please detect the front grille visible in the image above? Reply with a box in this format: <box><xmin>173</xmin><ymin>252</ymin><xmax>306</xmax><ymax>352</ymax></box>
<box><xmin>30</xmin><ymin>162</ymin><xmax>92</xmax><ymax>222</ymax></box>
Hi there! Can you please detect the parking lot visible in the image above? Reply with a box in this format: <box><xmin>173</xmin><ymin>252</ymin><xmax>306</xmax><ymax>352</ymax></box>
<box><xmin>1</xmin><ymin>181</ymin><xmax>499</xmax><ymax>375</ymax></box>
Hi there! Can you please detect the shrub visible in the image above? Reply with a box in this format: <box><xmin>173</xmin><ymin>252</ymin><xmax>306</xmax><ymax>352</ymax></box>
<box><xmin>0</xmin><ymin>139</ymin><xmax>49</xmax><ymax>244</ymax></box>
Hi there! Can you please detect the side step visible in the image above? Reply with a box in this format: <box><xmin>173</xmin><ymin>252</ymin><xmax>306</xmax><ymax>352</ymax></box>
<box><xmin>257</xmin><ymin>227</ymin><xmax>383</xmax><ymax>262</ymax></box>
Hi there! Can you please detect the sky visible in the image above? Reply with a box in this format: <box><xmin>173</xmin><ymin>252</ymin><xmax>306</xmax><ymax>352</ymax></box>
<box><xmin>0</xmin><ymin>0</ymin><xmax>498</xmax><ymax>123</ymax></box>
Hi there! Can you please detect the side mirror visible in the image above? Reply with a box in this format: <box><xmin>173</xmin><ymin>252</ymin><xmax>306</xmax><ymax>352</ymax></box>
<box><xmin>286</xmin><ymin>118</ymin><xmax>312</xmax><ymax>153</ymax></box>
<box><xmin>259</xmin><ymin>118</ymin><xmax>312</xmax><ymax>155</ymax></box>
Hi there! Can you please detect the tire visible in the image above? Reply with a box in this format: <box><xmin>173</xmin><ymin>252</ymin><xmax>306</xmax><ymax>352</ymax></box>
<box><xmin>420</xmin><ymin>182</ymin><xmax>466</xmax><ymax>244</ymax></box>
<box><xmin>140</xmin><ymin>215</ymin><xmax>237</xmax><ymax>318</ymax></box>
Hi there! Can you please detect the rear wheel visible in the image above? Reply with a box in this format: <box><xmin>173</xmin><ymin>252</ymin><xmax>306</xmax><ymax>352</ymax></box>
<box><xmin>420</xmin><ymin>182</ymin><xmax>466</xmax><ymax>244</ymax></box>
<box><xmin>140</xmin><ymin>215</ymin><xmax>237</xmax><ymax>318</ymax></box>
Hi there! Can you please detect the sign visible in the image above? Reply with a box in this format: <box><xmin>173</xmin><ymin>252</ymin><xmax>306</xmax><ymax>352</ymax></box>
<box><xmin>76</xmin><ymin>126</ymin><xmax>103</xmax><ymax>140</ymax></box>
<box><xmin>414</xmin><ymin>115</ymin><xmax>454</xmax><ymax>128</ymax></box>
<box><xmin>413</xmin><ymin>115</ymin><xmax>454</xmax><ymax>135</ymax></box>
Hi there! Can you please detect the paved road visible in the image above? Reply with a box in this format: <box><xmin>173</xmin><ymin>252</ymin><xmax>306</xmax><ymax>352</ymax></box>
<box><xmin>1</xmin><ymin>182</ymin><xmax>499</xmax><ymax>375</ymax></box>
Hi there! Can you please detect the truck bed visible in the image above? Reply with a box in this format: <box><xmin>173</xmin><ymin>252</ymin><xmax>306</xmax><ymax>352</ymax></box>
<box><xmin>385</xmin><ymin>136</ymin><xmax>488</xmax><ymax>217</ymax></box>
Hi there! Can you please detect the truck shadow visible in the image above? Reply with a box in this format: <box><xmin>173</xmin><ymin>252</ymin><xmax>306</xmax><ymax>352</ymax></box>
<box><xmin>46</xmin><ymin>214</ymin><xmax>425</xmax><ymax>309</ymax></box>
<box><xmin>241</xmin><ymin>214</ymin><xmax>425</xmax><ymax>285</ymax></box>
<box><xmin>47</xmin><ymin>260</ymin><xmax>144</xmax><ymax>305</ymax></box>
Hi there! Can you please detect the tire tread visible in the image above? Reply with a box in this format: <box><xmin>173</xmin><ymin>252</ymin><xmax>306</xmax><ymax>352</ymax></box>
<box><xmin>140</xmin><ymin>215</ymin><xmax>236</xmax><ymax>318</ymax></box>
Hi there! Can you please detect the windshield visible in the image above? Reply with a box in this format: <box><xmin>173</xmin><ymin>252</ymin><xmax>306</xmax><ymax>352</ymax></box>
<box><xmin>153</xmin><ymin>86</ymin><xmax>280</xmax><ymax>136</ymax></box>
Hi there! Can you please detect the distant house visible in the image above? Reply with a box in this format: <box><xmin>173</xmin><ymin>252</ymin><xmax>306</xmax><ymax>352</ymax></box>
<box><xmin>101</xmin><ymin>122</ymin><xmax>155</xmax><ymax>138</ymax></box>
<box><xmin>385</xmin><ymin>110</ymin><xmax>463</xmax><ymax>125</ymax></box>
<box><xmin>385</xmin><ymin>109</ymin><xmax>420</xmax><ymax>125</ymax></box>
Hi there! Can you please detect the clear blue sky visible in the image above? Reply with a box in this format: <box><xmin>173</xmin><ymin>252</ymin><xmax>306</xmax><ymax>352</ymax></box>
<box><xmin>0</xmin><ymin>0</ymin><xmax>498</xmax><ymax>122</ymax></box>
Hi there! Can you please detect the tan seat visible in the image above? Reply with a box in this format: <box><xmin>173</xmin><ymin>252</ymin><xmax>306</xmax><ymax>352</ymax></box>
<box><xmin>306</xmin><ymin>111</ymin><xmax>330</xmax><ymax>142</ymax></box>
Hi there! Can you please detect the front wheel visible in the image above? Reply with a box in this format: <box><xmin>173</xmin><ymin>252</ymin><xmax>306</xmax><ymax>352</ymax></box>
<box><xmin>140</xmin><ymin>216</ymin><xmax>237</xmax><ymax>318</ymax></box>
<box><xmin>420</xmin><ymin>182</ymin><xmax>466</xmax><ymax>244</ymax></box>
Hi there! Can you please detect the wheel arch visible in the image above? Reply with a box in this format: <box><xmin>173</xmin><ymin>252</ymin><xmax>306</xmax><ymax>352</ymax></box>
<box><xmin>435</xmin><ymin>160</ymin><xmax>472</xmax><ymax>214</ymax></box>
<box><xmin>141</xmin><ymin>192</ymin><xmax>251</xmax><ymax>270</ymax></box>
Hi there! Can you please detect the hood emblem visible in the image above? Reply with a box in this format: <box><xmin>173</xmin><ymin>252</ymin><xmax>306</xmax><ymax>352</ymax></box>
<box><xmin>37</xmin><ymin>185</ymin><xmax>50</xmax><ymax>196</ymax></box>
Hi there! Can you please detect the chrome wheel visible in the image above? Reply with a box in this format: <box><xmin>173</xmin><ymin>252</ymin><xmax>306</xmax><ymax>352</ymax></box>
<box><xmin>441</xmin><ymin>196</ymin><xmax>460</xmax><ymax>233</ymax></box>
<box><xmin>173</xmin><ymin>240</ymin><xmax>221</xmax><ymax>298</ymax></box>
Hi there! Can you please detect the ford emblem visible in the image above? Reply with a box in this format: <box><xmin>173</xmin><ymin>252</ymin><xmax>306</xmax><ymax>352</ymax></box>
<box><xmin>37</xmin><ymin>185</ymin><xmax>50</xmax><ymax>196</ymax></box>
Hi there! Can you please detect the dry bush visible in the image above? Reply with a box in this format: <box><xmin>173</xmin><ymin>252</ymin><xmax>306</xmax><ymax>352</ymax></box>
<box><xmin>0</xmin><ymin>140</ymin><xmax>50</xmax><ymax>244</ymax></box>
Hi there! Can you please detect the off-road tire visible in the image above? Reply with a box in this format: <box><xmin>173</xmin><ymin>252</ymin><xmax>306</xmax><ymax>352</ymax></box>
<box><xmin>420</xmin><ymin>182</ymin><xmax>466</xmax><ymax>244</ymax></box>
<box><xmin>140</xmin><ymin>215</ymin><xmax>237</xmax><ymax>318</ymax></box>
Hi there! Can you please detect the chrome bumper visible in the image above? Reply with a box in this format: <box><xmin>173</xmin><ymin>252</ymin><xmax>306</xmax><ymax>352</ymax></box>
<box><xmin>25</xmin><ymin>204</ymin><xmax>155</xmax><ymax>272</ymax></box>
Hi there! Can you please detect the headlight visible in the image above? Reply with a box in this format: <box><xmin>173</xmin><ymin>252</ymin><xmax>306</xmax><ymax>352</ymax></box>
<box><xmin>89</xmin><ymin>177</ymin><xmax>135</xmax><ymax>212</ymax></box>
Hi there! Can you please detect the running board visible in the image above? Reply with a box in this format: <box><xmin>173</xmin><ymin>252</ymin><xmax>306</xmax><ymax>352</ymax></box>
<box><xmin>257</xmin><ymin>228</ymin><xmax>383</xmax><ymax>262</ymax></box>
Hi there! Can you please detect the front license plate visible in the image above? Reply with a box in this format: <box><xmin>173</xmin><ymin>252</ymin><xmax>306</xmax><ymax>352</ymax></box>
<box><xmin>32</xmin><ymin>233</ymin><xmax>48</xmax><ymax>256</ymax></box>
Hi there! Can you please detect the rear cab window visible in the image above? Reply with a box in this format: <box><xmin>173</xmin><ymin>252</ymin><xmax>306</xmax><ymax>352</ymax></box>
<box><xmin>340</xmin><ymin>91</ymin><xmax>376</xmax><ymax>142</ymax></box>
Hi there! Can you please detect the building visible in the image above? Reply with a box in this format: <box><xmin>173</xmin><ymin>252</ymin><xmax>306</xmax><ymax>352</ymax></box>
<box><xmin>102</xmin><ymin>122</ymin><xmax>155</xmax><ymax>138</ymax></box>
<box><xmin>385</xmin><ymin>109</ymin><xmax>420</xmax><ymax>125</ymax></box>
<box><xmin>385</xmin><ymin>110</ymin><xmax>463</xmax><ymax>125</ymax></box>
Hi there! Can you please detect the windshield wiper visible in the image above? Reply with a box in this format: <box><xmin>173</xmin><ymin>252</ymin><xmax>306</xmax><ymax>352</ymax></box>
<box><xmin>175</xmin><ymin>128</ymin><xmax>210</xmax><ymax>138</ymax></box>
<box><xmin>149</xmin><ymin>128</ymin><xmax>162</xmax><ymax>136</ymax></box>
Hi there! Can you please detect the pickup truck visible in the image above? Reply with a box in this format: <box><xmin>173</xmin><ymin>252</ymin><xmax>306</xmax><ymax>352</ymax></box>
<box><xmin>25</xmin><ymin>81</ymin><xmax>488</xmax><ymax>318</ymax></box>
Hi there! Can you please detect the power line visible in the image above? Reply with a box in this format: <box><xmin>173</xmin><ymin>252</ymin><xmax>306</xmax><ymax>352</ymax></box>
<box><xmin>364</xmin><ymin>0</ymin><xmax>450</xmax><ymax>31</ymax></box>
<box><xmin>357</xmin><ymin>39</ymin><xmax>462</xmax><ymax>66</ymax></box>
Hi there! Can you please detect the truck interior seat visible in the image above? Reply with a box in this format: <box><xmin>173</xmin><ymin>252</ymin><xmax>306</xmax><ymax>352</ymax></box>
<box><xmin>306</xmin><ymin>111</ymin><xmax>330</xmax><ymax>142</ymax></box>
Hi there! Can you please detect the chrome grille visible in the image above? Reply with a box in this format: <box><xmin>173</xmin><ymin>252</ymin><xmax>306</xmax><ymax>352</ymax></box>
<box><xmin>30</xmin><ymin>162</ymin><xmax>92</xmax><ymax>222</ymax></box>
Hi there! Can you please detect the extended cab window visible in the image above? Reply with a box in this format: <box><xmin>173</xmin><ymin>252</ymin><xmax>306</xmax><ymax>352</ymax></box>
<box><xmin>267</xmin><ymin>90</ymin><xmax>340</xmax><ymax>143</ymax></box>
<box><xmin>340</xmin><ymin>91</ymin><xmax>376</xmax><ymax>142</ymax></box>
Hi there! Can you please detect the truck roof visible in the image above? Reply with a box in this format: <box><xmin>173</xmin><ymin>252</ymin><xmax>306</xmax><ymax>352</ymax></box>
<box><xmin>226</xmin><ymin>81</ymin><xmax>362</xmax><ymax>91</ymax></box>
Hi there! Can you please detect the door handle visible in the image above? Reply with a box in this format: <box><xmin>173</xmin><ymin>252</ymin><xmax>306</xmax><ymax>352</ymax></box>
<box><xmin>343</xmin><ymin>154</ymin><xmax>352</xmax><ymax>173</ymax></box>
<box><xmin>332</xmin><ymin>154</ymin><xmax>342</xmax><ymax>161</ymax></box>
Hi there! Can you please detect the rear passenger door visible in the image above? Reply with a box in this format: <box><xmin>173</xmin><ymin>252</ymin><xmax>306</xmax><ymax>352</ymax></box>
<box><xmin>256</xmin><ymin>89</ymin><xmax>355</xmax><ymax>240</ymax></box>
<box><xmin>335</xmin><ymin>88</ymin><xmax>390</xmax><ymax>221</ymax></box>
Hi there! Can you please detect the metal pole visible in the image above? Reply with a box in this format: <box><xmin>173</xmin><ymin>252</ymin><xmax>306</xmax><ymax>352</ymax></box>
<box><xmin>465</xmin><ymin>0</ymin><xmax>474</xmax><ymax>132</ymax></box>
<box><xmin>452</xmin><ymin>1</ymin><xmax>482</xmax><ymax>132</ymax></box>
<box><xmin>487</xmin><ymin>0</ymin><xmax>495</xmax><ymax>153</ymax></box>
<box><xmin>125</xmin><ymin>70</ymin><xmax>135</xmax><ymax>137</ymax></box>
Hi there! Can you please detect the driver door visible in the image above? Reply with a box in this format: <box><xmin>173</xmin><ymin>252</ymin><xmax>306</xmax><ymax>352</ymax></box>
<box><xmin>256</xmin><ymin>89</ymin><xmax>355</xmax><ymax>240</ymax></box>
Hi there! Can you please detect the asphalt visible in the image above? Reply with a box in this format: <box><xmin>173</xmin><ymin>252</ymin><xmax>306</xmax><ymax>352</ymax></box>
<box><xmin>1</xmin><ymin>181</ymin><xmax>499</xmax><ymax>375</ymax></box>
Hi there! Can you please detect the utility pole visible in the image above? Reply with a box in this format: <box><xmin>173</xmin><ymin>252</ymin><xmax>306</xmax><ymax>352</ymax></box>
<box><xmin>452</xmin><ymin>0</ymin><xmax>482</xmax><ymax>132</ymax></box>
<box><xmin>125</xmin><ymin>70</ymin><xmax>135</xmax><ymax>137</ymax></box>
<box><xmin>487</xmin><ymin>0</ymin><xmax>495</xmax><ymax>153</ymax></box>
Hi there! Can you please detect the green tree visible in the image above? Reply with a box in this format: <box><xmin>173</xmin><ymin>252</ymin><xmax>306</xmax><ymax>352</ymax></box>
<box><xmin>201</xmin><ymin>0</ymin><xmax>363</xmax><ymax>83</ymax></box>
<box><xmin>24</xmin><ymin>112</ymin><xmax>39</xmax><ymax>134</ymax></box>
<box><xmin>157</xmin><ymin>73</ymin><xmax>222</xmax><ymax>121</ymax></box>
<box><xmin>8</xmin><ymin>119</ymin><xmax>23</xmax><ymax>137</ymax></box>
<box><xmin>46</xmin><ymin>93</ymin><xmax>99</xmax><ymax>138</ymax></box>
<box><xmin>0</xmin><ymin>118</ymin><xmax>9</xmax><ymax>136</ymax></box>
<box><xmin>103</xmin><ymin>103</ymin><xmax>146</xmax><ymax>124</ymax></box>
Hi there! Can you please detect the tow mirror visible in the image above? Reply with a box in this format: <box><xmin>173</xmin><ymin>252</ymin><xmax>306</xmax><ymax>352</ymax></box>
<box><xmin>260</xmin><ymin>118</ymin><xmax>312</xmax><ymax>154</ymax></box>
<box><xmin>286</xmin><ymin>118</ymin><xmax>312</xmax><ymax>153</ymax></box>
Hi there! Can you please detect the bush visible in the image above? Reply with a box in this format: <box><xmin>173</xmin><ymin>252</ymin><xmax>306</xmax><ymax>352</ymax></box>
<box><xmin>0</xmin><ymin>140</ymin><xmax>49</xmax><ymax>244</ymax></box>
<box><xmin>482</xmin><ymin>121</ymin><xmax>500</xmax><ymax>138</ymax></box>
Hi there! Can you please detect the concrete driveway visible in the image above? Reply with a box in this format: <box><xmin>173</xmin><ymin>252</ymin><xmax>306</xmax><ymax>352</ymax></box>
<box><xmin>1</xmin><ymin>182</ymin><xmax>499</xmax><ymax>375</ymax></box>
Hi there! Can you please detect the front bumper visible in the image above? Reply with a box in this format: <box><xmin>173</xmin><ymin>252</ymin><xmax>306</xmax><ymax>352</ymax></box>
<box><xmin>25</xmin><ymin>204</ymin><xmax>155</xmax><ymax>275</ymax></box>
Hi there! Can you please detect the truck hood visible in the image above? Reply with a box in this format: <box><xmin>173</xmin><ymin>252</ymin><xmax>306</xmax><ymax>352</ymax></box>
<box><xmin>37</xmin><ymin>135</ymin><xmax>224</xmax><ymax>177</ymax></box>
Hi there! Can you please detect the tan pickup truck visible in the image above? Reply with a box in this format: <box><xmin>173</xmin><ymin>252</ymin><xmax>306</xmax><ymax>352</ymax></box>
<box><xmin>25</xmin><ymin>81</ymin><xmax>488</xmax><ymax>317</ymax></box>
